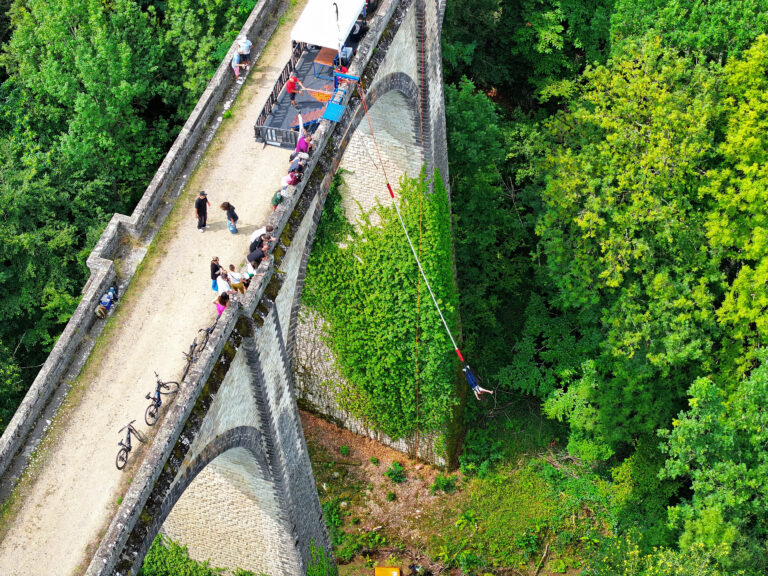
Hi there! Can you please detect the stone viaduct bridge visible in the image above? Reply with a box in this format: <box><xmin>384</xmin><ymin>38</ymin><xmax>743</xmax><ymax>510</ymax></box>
<box><xmin>0</xmin><ymin>0</ymin><xmax>450</xmax><ymax>574</ymax></box>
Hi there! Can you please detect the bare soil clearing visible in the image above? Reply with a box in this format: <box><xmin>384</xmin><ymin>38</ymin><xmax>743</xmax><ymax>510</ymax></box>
<box><xmin>301</xmin><ymin>411</ymin><xmax>465</xmax><ymax>576</ymax></box>
<box><xmin>0</xmin><ymin>5</ymin><xmax>306</xmax><ymax>573</ymax></box>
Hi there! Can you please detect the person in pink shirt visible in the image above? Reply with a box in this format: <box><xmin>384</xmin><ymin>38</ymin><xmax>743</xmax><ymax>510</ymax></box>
<box><xmin>295</xmin><ymin>132</ymin><xmax>311</xmax><ymax>154</ymax></box>
<box><xmin>215</xmin><ymin>293</ymin><xmax>230</xmax><ymax>316</ymax></box>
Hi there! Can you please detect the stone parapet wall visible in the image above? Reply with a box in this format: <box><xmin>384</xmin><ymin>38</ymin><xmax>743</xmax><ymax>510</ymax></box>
<box><xmin>0</xmin><ymin>0</ymin><xmax>288</xmax><ymax>484</ymax></box>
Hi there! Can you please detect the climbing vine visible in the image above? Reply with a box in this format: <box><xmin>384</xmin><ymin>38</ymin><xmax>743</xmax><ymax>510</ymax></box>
<box><xmin>303</xmin><ymin>171</ymin><xmax>460</xmax><ymax>439</ymax></box>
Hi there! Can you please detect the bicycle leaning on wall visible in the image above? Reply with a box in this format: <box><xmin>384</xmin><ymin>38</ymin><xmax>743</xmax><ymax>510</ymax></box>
<box><xmin>115</xmin><ymin>420</ymin><xmax>146</xmax><ymax>470</ymax></box>
<box><xmin>144</xmin><ymin>372</ymin><xmax>180</xmax><ymax>426</ymax></box>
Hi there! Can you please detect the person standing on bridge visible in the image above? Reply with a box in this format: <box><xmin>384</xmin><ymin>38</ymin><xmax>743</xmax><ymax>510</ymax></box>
<box><xmin>228</xmin><ymin>264</ymin><xmax>246</xmax><ymax>294</ymax></box>
<box><xmin>220</xmin><ymin>201</ymin><xmax>239</xmax><ymax>234</ymax></box>
<box><xmin>210</xmin><ymin>256</ymin><xmax>222</xmax><ymax>292</ymax></box>
<box><xmin>195</xmin><ymin>191</ymin><xmax>210</xmax><ymax>232</ymax></box>
<box><xmin>232</xmin><ymin>51</ymin><xmax>247</xmax><ymax>82</ymax></box>
<box><xmin>214</xmin><ymin>293</ymin><xmax>230</xmax><ymax>316</ymax></box>
<box><xmin>250</xmin><ymin>224</ymin><xmax>274</xmax><ymax>245</ymax></box>
<box><xmin>295</xmin><ymin>131</ymin><xmax>312</xmax><ymax>155</ymax></box>
<box><xmin>285</xmin><ymin>75</ymin><xmax>306</xmax><ymax>108</ymax></box>
<box><xmin>237</xmin><ymin>34</ymin><xmax>252</xmax><ymax>69</ymax></box>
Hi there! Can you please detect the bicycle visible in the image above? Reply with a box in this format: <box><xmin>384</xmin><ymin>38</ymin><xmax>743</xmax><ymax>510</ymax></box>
<box><xmin>115</xmin><ymin>420</ymin><xmax>146</xmax><ymax>470</ymax></box>
<box><xmin>181</xmin><ymin>319</ymin><xmax>218</xmax><ymax>381</ymax></box>
<box><xmin>144</xmin><ymin>372</ymin><xmax>179</xmax><ymax>426</ymax></box>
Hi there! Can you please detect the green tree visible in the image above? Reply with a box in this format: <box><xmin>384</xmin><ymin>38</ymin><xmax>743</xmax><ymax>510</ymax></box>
<box><xmin>445</xmin><ymin>78</ymin><xmax>537</xmax><ymax>384</ymax></box>
<box><xmin>443</xmin><ymin>0</ymin><xmax>613</xmax><ymax>103</ymax></box>
<box><xmin>611</xmin><ymin>0</ymin><xmax>768</xmax><ymax>63</ymax></box>
<box><xmin>700</xmin><ymin>35</ymin><xmax>768</xmax><ymax>381</ymax></box>
<box><xmin>590</xmin><ymin>536</ymin><xmax>730</xmax><ymax>576</ymax></box>
<box><xmin>532</xmin><ymin>39</ymin><xmax>721</xmax><ymax>460</ymax></box>
<box><xmin>164</xmin><ymin>0</ymin><xmax>256</xmax><ymax>114</ymax></box>
<box><xmin>3</xmin><ymin>0</ymin><xmax>173</xmax><ymax>198</ymax></box>
<box><xmin>660</xmin><ymin>356</ymin><xmax>768</xmax><ymax>572</ymax></box>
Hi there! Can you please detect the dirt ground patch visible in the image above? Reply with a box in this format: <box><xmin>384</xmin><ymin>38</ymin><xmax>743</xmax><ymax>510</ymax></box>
<box><xmin>301</xmin><ymin>411</ymin><xmax>466</xmax><ymax>575</ymax></box>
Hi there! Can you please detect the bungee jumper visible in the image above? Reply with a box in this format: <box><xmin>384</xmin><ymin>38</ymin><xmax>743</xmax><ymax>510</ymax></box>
<box><xmin>355</xmin><ymin>80</ymin><xmax>495</xmax><ymax>401</ymax></box>
<box><xmin>462</xmin><ymin>364</ymin><xmax>494</xmax><ymax>400</ymax></box>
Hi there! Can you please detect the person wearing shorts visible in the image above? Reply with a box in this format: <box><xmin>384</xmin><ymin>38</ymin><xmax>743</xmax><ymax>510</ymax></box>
<box><xmin>285</xmin><ymin>75</ymin><xmax>305</xmax><ymax>107</ymax></box>
<box><xmin>238</xmin><ymin>35</ymin><xmax>252</xmax><ymax>67</ymax></box>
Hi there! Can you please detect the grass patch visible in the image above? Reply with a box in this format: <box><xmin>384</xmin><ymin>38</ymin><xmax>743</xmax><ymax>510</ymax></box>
<box><xmin>430</xmin><ymin>473</ymin><xmax>456</xmax><ymax>494</ymax></box>
<box><xmin>420</xmin><ymin>399</ymin><xmax>612</xmax><ymax>573</ymax></box>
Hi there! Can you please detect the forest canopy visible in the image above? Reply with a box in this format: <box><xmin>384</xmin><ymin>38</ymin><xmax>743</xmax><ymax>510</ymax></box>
<box><xmin>444</xmin><ymin>0</ymin><xmax>768</xmax><ymax>573</ymax></box>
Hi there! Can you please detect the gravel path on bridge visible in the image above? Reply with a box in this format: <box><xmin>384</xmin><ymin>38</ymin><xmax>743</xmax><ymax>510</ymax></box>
<box><xmin>0</xmin><ymin>6</ymin><xmax>305</xmax><ymax>573</ymax></box>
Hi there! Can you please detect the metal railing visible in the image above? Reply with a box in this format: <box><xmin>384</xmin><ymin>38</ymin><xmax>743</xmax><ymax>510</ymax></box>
<box><xmin>253</xmin><ymin>41</ymin><xmax>305</xmax><ymax>144</ymax></box>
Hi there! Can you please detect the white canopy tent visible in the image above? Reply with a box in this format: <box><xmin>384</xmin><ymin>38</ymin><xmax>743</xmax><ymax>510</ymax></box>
<box><xmin>290</xmin><ymin>0</ymin><xmax>366</xmax><ymax>50</ymax></box>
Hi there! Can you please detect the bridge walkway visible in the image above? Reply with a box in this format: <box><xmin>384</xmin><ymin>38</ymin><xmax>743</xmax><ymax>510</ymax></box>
<box><xmin>0</xmin><ymin>3</ymin><xmax>306</xmax><ymax>574</ymax></box>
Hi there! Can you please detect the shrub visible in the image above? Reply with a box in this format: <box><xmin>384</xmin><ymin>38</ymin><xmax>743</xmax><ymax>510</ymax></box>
<box><xmin>431</xmin><ymin>473</ymin><xmax>457</xmax><ymax>494</ymax></box>
<box><xmin>370</xmin><ymin>456</ymin><xmax>379</xmax><ymax>466</ymax></box>
<box><xmin>339</xmin><ymin>445</ymin><xmax>350</xmax><ymax>457</ymax></box>
<box><xmin>306</xmin><ymin>542</ymin><xmax>338</xmax><ymax>576</ymax></box>
<box><xmin>140</xmin><ymin>535</ymin><xmax>223</xmax><ymax>575</ymax></box>
<box><xmin>386</xmin><ymin>491</ymin><xmax>397</xmax><ymax>502</ymax></box>
<box><xmin>384</xmin><ymin>461</ymin><xmax>407</xmax><ymax>484</ymax></box>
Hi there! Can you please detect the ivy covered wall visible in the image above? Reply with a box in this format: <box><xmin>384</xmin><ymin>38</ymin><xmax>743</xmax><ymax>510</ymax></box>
<box><xmin>301</xmin><ymin>170</ymin><xmax>462</xmax><ymax>447</ymax></box>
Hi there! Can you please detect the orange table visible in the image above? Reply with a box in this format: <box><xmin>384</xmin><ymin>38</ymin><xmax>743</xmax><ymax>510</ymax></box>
<box><xmin>313</xmin><ymin>47</ymin><xmax>337</xmax><ymax>79</ymax></box>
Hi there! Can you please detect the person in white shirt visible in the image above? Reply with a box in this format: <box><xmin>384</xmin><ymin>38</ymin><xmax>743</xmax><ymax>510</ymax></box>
<box><xmin>216</xmin><ymin>272</ymin><xmax>234</xmax><ymax>295</ymax></box>
<box><xmin>228</xmin><ymin>264</ymin><xmax>245</xmax><ymax>294</ymax></box>
<box><xmin>238</xmin><ymin>35</ymin><xmax>252</xmax><ymax>68</ymax></box>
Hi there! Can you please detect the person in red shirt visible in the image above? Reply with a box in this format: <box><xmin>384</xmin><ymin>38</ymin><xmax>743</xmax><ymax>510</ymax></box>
<box><xmin>285</xmin><ymin>75</ymin><xmax>306</xmax><ymax>107</ymax></box>
<box><xmin>333</xmin><ymin>63</ymin><xmax>349</xmax><ymax>91</ymax></box>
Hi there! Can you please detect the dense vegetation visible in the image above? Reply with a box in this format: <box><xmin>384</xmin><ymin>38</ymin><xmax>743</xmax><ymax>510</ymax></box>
<box><xmin>0</xmin><ymin>0</ymin><xmax>255</xmax><ymax>431</ymax></box>
<box><xmin>303</xmin><ymin>171</ymin><xmax>460</xmax><ymax>441</ymax></box>
<box><xmin>139</xmin><ymin>535</ymin><xmax>259</xmax><ymax>575</ymax></box>
<box><xmin>443</xmin><ymin>0</ymin><xmax>768</xmax><ymax>573</ymax></box>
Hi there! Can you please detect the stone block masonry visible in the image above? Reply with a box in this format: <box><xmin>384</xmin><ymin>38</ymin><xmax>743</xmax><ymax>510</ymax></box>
<box><xmin>291</xmin><ymin>0</ymin><xmax>458</xmax><ymax>466</ymax></box>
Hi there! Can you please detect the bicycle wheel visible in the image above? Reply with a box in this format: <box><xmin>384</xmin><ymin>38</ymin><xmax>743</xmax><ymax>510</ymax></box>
<box><xmin>116</xmin><ymin>447</ymin><xmax>129</xmax><ymax>470</ymax></box>
<box><xmin>145</xmin><ymin>403</ymin><xmax>159</xmax><ymax>426</ymax></box>
<box><xmin>197</xmin><ymin>331</ymin><xmax>211</xmax><ymax>353</ymax></box>
<box><xmin>159</xmin><ymin>381</ymin><xmax>179</xmax><ymax>395</ymax></box>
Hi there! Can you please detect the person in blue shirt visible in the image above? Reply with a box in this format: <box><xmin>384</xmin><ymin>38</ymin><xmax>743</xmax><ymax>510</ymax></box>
<box><xmin>463</xmin><ymin>365</ymin><xmax>493</xmax><ymax>400</ymax></box>
<box><xmin>238</xmin><ymin>35</ymin><xmax>253</xmax><ymax>68</ymax></box>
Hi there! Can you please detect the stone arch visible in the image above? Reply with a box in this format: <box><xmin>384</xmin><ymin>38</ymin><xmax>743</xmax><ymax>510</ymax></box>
<box><xmin>287</xmin><ymin>70</ymin><xmax>425</xmax><ymax>357</ymax></box>
<box><xmin>133</xmin><ymin>425</ymin><xmax>301</xmax><ymax>576</ymax></box>
<box><xmin>343</xmin><ymin>71</ymin><xmax>428</xmax><ymax>175</ymax></box>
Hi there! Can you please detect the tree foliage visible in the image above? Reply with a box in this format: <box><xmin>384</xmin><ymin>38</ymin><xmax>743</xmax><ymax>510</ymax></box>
<box><xmin>443</xmin><ymin>0</ymin><xmax>613</xmax><ymax>103</ymax></box>
<box><xmin>444</xmin><ymin>77</ymin><xmax>538</xmax><ymax>387</ymax></box>
<box><xmin>611</xmin><ymin>0</ymin><xmax>768</xmax><ymax>62</ymax></box>
<box><xmin>660</xmin><ymin>356</ymin><xmax>768</xmax><ymax>571</ymax></box>
<box><xmin>528</xmin><ymin>39</ymin><xmax>721</xmax><ymax>460</ymax></box>
<box><xmin>445</xmin><ymin>4</ymin><xmax>768</xmax><ymax>572</ymax></box>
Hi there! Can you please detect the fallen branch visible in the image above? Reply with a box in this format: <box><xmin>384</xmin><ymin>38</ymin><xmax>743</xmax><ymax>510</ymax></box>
<box><xmin>533</xmin><ymin>543</ymin><xmax>549</xmax><ymax>576</ymax></box>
